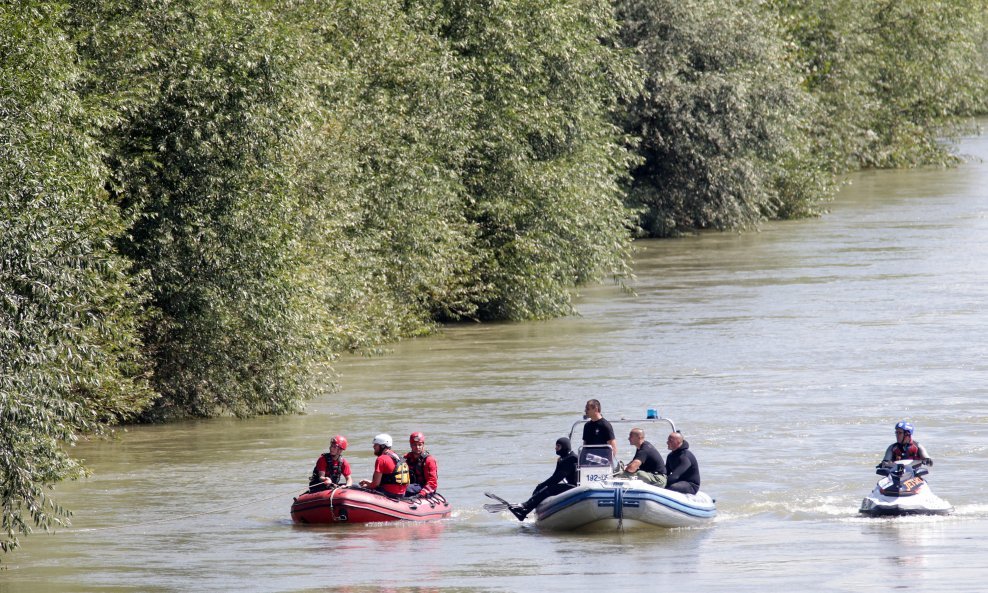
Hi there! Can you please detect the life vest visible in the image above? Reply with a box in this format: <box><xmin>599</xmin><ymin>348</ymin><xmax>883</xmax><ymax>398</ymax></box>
<box><xmin>891</xmin><ymin>441</ymin><xmax>922</xmax><ymax>461</ymax></box>
<box><xmin>310</xmin><ymin>453</ymin><xmax>346</xmax><ymax>485</ymax></box>
<box><xmin>379</xmin><ymin>450</ymin><xmax>411</xmax><ymax>485</ymax></box>
<box><xmin>406</xmin><ymin>451</ymin><xmax>432</xmax><ymax>486</ymax></box>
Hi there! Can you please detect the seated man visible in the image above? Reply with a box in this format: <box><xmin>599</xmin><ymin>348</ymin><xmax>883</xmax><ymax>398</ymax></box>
<box><xmin>508</xmin><ymin>437</ymin><xmax>578</xmax><ymax>521</ymax></box>
<box><xmin>404</xmin><ymin>431</ymin><xmax>438</xmax><ymax>497</ymax></box>
<box><xmin>881</xmin><ymin>420</ymin><xmax>932</xmax><ymax>467</ymax></box>
<box><xmin>308</xmin><ymin>434</ymin><xmax>352</xmax><ymax>492</ymax></box>
<box><xmin>358</xmin><ymin>433</ymin><xmax>408</xmax><ymax>497</ymax></box>
<box><xmin>665</xmin><ymin>431</ymin><xmax>701</xmax><ymax>495</ymax></box>
<box><xmin>615</xmin><ymin>428</ymin><xmax>667</xmax><ymax>487</ymax></box>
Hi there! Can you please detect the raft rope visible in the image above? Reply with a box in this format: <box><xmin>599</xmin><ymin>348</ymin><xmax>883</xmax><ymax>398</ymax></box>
<box><xmin>63</xmin><ymin>487</ymin><xmax>304</xmax><ymax>533</ymax></box>
<box><xmin>329</xmin><ymin>484</ymin><xmax>340</xmax><ymax>521</ymax></box>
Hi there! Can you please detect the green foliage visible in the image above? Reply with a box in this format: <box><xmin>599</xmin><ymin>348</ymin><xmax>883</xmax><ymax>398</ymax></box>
<box><xmin>774</xmin><ymin>0</ymin><xmax>988</xmax><ymax>169</ymax></box>
<box><xmin>0</xmin><ymin>1</ymin><xmax>152</xmax><ymax>554</ymax></box>
<box><xmin>619</xmin><ymin>0</ymin><xmax>988</xmax><ymax>236</ymax></box>
<box><xmin>285</xmin><ymin>0</ymin><xmax>485</xmax><ymax>349</ymax></box>
<box><xmin>864</xmin><ymin>0</ymin><xmax>988</xmax><ymax>166</ymax></box>
<box><xmin>429</xmin><ymin>0</ymin><xmax>640</xmax><ymax>318</ymax></box>
<box><xmin>71</xmin><ymin>0</ymin><xmax>334</xmax><ymax>419</ymax></box>
<box><xmin>617</xmin><ymin>0</ymin><xmax>834</xmax><ymax>237</ymax></box>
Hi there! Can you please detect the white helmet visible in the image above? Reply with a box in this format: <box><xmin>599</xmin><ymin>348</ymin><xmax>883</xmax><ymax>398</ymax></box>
<box><xmin>372</xmin><ymin>433</ymin><xmax>393</xmax><ymax>448</ymax></box>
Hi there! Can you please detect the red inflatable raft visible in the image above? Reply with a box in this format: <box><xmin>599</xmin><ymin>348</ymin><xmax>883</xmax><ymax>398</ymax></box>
<box><xmin>290</xmin><ymin>487</ymin><xmax>452</xmax><ymax>524</ymax></box>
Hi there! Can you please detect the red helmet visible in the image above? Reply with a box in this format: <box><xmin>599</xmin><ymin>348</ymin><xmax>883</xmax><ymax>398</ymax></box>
<box><xmin>330</xmin><ymin>435</ymin><xmax>348</xmax><ymax>451</ymax></box>
<box><xmin>409</xmin><ymin>432</ymin><xmax>426</xmax><ymax>445</ymax></box>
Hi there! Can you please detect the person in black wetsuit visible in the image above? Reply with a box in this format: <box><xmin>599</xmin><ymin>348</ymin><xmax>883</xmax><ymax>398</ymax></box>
<box><xmin>509</xmin><ymin>437</ymin><xmax>579</xmax><ymax>521</ymax></box>
<box><xmin>665</xmin><ymin>431</ymin><xmax>701</xmax><ymax>495</ymax></box>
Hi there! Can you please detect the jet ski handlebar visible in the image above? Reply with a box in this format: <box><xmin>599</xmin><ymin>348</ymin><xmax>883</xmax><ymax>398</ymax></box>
<box><xmin>875</xmin><ymin>459</ymin><xmax>933</xmax><ymax>477</ymax></box>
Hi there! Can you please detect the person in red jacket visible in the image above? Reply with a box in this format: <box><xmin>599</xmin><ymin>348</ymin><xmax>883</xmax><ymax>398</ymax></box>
<box><xmin>404</xmin><ymin>432</ymin><xmax>439</xmax><ymax>497</ymax></box>
<box><xmin>359</xmin><ymin>434</ymin><xmax>408</xmax><ymax>496</ymax></box>
<box><xmin>308</xmin><ymin>434</ymin><xmax>352</xmax><ymax>492</ymax></box>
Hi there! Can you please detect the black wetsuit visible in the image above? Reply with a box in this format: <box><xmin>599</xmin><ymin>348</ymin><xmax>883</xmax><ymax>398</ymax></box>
<box><xmin>665</xmin><ymin>440</ymin><xmax>701</xmax><ymax>495</ymax></box>
<box><xmin>521</xmin><ymin>438</ymin><xmax>579</xmax><ymax>513</ymax></box>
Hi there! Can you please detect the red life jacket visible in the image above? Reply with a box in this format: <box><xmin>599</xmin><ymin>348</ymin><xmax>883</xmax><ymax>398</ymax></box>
<box><xmin>309</xmin><ymin>453</ymin><xmax>346</xmax><ymax>485</ymax></box>
<box><xmin>891</xmin><ymin>442</ymin><xmax>922</xmax><ymax>461</ymax></box>
<box><xmin>406</xmin><ymin>451</ymin><xmax>432</xmax><ymax>486</ymax></box>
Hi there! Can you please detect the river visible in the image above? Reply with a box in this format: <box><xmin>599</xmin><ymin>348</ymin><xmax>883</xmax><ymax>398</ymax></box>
<box><xmin>3</xmin><ymin>130</ymin><xmax>988</xmax><ymax>593</ymax></box>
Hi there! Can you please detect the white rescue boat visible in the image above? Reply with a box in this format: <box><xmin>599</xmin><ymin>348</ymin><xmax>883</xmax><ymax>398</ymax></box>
<box><xmin>537</xmin><ymin>415</ymin><xmax>716</xmax><ymax>531</ymax></box>
<box><xmin>534</xmin><ymin>471</ymin><xmax>717</xmax><ymax>531</ymax></box>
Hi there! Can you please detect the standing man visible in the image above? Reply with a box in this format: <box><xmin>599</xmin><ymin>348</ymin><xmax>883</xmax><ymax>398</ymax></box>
<box><xmin>582</xmin><ymin>399</ymin><xmax>617</xmax><ymax>461</ymax></box>
<box><xmin>359</xmin><ymin>434</ymin><xmax>408</xmax><ymax>496</ymax></box>
<box><xmin>616</xmin><ymin>428</ymin><xmax>667</xmax><ymax>486</ymax></box>
<box><xmin>508</xmin><ymin>437</ymin><xmax>579</xmax><ymax>521</ymax></box>
<box><xmin>665</xmin><ymin>431</ymin><xmax>701</xmax><ymax>495</ymax></box>
<box><xmin>404</xmin><ymin>431</ymin><xmax>439</xmax><ymax>497</ymax></box>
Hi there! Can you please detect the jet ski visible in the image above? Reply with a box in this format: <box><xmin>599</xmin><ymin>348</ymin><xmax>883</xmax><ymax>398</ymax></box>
<box><xmin>859</xmin><ymin>459</ymin><xmax>952</xmax><ymax>517</ymax></box>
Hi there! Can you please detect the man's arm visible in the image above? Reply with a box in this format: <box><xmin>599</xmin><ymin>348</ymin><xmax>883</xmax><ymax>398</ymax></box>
<box><xmin>537</xmin><ymin>460</ymin><xmax>569</xmax><ymax>490</ymax></box>
<box><xmin>360</xmin><ymin>470</ymin><xmax>382</xmax><ymax>488</ymax></box>
<box><xmin>424</xmin><ymin>457</ymin><xmax>439</xmax><ymax>493</ymax></box>
<box><xmin>625</xmin><ymin>448</ymin><xmax>645</xmax><ymax>473</ymax></box>
<box><xmin>666</xmin><ymin>456</ymin><xmax>692</xmax><ymax>483</ymax></box>
<box><xmin>360</xmin><ymin>457</ymin><xmax>385</xmax><ymax>488</ymax></box>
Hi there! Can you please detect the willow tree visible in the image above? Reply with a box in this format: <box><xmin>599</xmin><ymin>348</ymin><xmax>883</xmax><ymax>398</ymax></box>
<box><xmin>0</xmin><ymin>2</ymin><xmax>152</xmax><ymax>554</ymax></box>
<box><xmin>774</xmin><ymin>0</ymin><xmax>988</xmax><ymax>169</ymax></box>
<box><xmin>285</xmin><ymin>0</ymin><xmax>485</xmax><ymax>351</ymax></box>
<box><xmin>616</xmin><ymin>0</ymin><xmax>833</xmax><ymax>237</ymax></box>
<box><xmin>424</xmin><ymin>0</ymin><xmax>641</xmax><ymax>319</ymax></box>
<box><xmin>71</xmin><ymin>0</ymin><xmax>332</xmax><ymax>419</ymax></box>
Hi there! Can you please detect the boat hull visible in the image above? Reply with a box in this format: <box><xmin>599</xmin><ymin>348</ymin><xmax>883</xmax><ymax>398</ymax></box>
<box><xmin>291</xmin><ymin>487</ymin><xmax>452</xmax><ymax>524</ymax></box>
<box><xmin>535</xmin><ymin>479</ymin><xmax>716</xmax><ymax>531</ymax></box>
<box><xmin>859</xmin><ymin>484</ymin><xmax>953</xmax><ymax>517</ymax></box>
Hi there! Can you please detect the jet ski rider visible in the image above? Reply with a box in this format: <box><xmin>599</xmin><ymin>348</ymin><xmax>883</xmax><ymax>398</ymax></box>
<box><xmin>881</xmin><ymin>421</ymin><xmax>933</xmax><ymax>467</ymax></box>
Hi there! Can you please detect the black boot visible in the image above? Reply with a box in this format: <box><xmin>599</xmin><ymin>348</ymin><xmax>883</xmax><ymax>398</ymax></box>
<box><xmin>508</xmin><ymin>504</ymin><xmax>529</xmax><ymax>521</ymax></box>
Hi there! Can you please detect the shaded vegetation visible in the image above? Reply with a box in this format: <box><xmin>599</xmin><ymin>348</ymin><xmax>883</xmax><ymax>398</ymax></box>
<box><xmin>773</xmin><ymin>0</ymin><xmax>988</xmax><ymax>171</ymax></box>
<box><xmin>617</xmin><ymin>0</ymin><xmax>833</xmax><ymax>236</ymax></box>
<box><xmin>424</xmin><ymin>0</ymin><xmax>640</xmax><ymax>319</ymax></box>
<box><xmin>1</xmin><ymin>2</ymin><xmax>152</xmax><ymax>553</ymax></box>
<box><xmin>619</xmin><ymin>0</ymin><xmax>988</xmax><ymax>237</ymax></box>
<box><xmin>2</xmin><ymin>0</ymin><xmax>985</xmax><ymax>554</ymax></box>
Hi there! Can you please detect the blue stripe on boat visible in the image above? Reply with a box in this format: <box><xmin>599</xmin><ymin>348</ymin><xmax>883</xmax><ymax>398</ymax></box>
<box><xmin>540</xmin><ymin>487</ymin><xmax>715</xmax><ymax>522</ymax></box>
